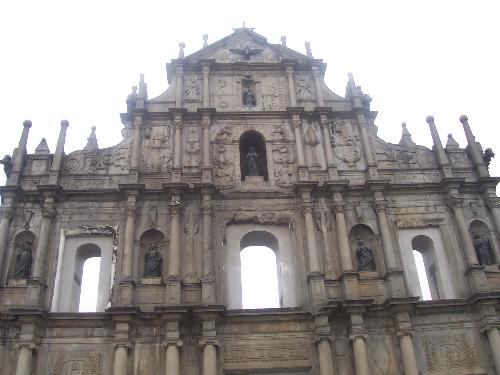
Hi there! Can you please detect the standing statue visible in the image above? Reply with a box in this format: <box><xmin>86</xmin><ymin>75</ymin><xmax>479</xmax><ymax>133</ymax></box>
<box><xmin>473</xmin><ymin>234</ymin><xmax>494</xmax><ymax>265</ymax></box>
<box><xmin>11</xmin><ymin>241</ymin><xmax>33</xmax><ymax>279</ymax></box>
<box><xmin>144</xmin><ymin>243</ymin><xmax>162</xmax><ymax>277</ymax></box>
<box><xmin>242</xmin><ymin>86</ymin><xmax>257</xmax><ymax>106</ymax></box>
<box><xmin>0</xmin><ymin>155</ymin><xmax>12</xmax><ymax>179</ymax></box>
<box><xmin>246</xmin><ymin>147</ymin><xmax>260</xmax><ymax>176</ymax></box>
<box><xmin>356</xmin><ymin>240</ymin><xmax>376</xmax><ymax>272</ymax></box>
<box><xmin>126</xmin><ymin>86</ymin><xmax>138</xmax><ymax>113</ymax></box>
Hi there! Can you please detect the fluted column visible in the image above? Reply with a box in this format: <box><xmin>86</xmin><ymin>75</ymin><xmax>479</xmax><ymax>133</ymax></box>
<box><xmin>485</xmin><ymin>327</ymin><xmax>500</xmax><ymax>374</ymax></box>
<box><xmin>332</xmin><ymin>200</ymin><xmax>354</xmax><ymax>273</ymax></box>
<box><xmin>9</xmin><ymin>120</ymin><xmax>32</xmax><ymax>186</ymax></box>
<box><xmin>448</xmin><ymin>195</ymin><xmax>478</xmax><ymax>266</ymax></box>
<box><xmin>32</xmin><ymin>198</ymin><xmax>55</xmax><ymax>280</ymax></box>
<box><xmin>167</xmin><ymin>194</ymin><xmax>182</xmax><ymax>304</ymax></box>
<box><xmin>48</xmin><ymin>120</ymin><xmax>69</xmax><ymax>185</ymax></box>
<box><xmin>373</xmin><ymin>200</ymin><xmax>398</xmax><ymax>271</ymax></box>
<box><xmin>0</xmin><ymin>207</ymin><xmax>13</xmax><ymax>279</ymax></box>
<box><xmin>14</xmin><ymin>344</ymin><xmax>35</xmax><ymax>375</ymax></box>
<box><xmin>459</xmin><ymin>115</ymin><xmax>489</xmax><ymax>178</ymax></box>
<box><xmin>312</xmin><ymin>67</ymin><xmax>324</xmax><ymax>107</ymax></box>
<box><xmin>175</xmin><ymin>67</ymin><xmax>183</xmax><ymax>108</ymax></box>
<box><xmin>293</xmin><ymin>116</ymin><xmax>305</xmax><ymax>167</ymax></box>
<box><xmin>202</xmin><ymin>65</ymin><xmax>210</xmax><ymax>107</ymax></box>
<box><xmin>286</xmin><ymin>66</ymin><xmax>297</xmax><ymax>106</ymax></box>
<box><xmin>113</xmin><ymin>344</ymin><xmax>129</xmax><ymax>375</ymax></box>
<box><xmin>399</xmin><ymin>332</ymin><xmax>419</xmax><ymax>375</ymax></box>
<box><xmin>202</xmin><ymin>191</ymin><xmax>216</xmax><ymax>303</ymax></box>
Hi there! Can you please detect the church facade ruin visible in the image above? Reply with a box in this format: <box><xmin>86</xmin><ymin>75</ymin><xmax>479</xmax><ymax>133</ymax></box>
<box><xmin>1</xmin><ymin>27</ymin><xmax>500</xmax><ymax>374</ymax></box>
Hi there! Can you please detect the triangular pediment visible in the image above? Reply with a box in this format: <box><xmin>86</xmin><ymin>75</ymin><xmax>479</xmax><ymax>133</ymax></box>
<box><xmin>184</xmin><ymin>28</ymin><xmax>308</xmax><ymax>64</ymax></box>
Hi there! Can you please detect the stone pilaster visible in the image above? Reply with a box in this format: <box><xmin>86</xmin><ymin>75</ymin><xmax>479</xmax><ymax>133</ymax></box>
<box><xmin>200</xmin><ymin>321</ymin><xmax>219</xmax><ymax>375</ymax></box>
<box><xmin>356</xmin><ymin>113</ymin><xmax>377</xmax><ymax>179</ymax></box>
<box><xmin>484</xmin><ymin>196</ymin><xmax>500</xmax><ymax>240</ymax></box>
<box><xmin>316</xmin><ymin>108</ymin><xmax>337</xmax><ymax>179</ymax></box>
<box><xmin>9</xmin><ymin>120</ymin><xmax>32</xmax><ymax>186</ymax></box>
<box><xmin>166</xmin><ymin>187</ymin><xmax>184</xmax><ymax>304</ymax></box>
<box><xmin>285</xmin><ymin>63</ymin><xmax>297</xmax><ymax>106</ymax></box>
<box><xmin>349</xmin><ymin>312</ymin><xmax>370</xmax><ymax>375</ymax></box>
<box><xmin>317</xmin><ymin>198</ymin><xmax>336</xmax><ymax>279</ymax></box>
<box><xmin>129</xmin><ymin>115</ymin><xmax>143</xmax><ymax>183</ymax></box>
<box><xmin>112</xmin><ymin>321</ymin><xmax>131</xmax><ymax>375</ymax></box>
<box><xmin>200</xmin><ymin>60</ymin><xmax>213</xmax><ymax>108</ymax></box>
<box><xmin>165</xmin><ymin>322</ymin><xmax>182</xmax><ymax>375</ymax></box>
<box><xmin>312</xmin><ymin>67</ymin><xmax>324</xmax><ymax>107</ymax></box>
<box><xmin>14</xmin><ymin>343</ymin><xmax>36</xmax><ymax>375</ymax></box>
<box><xmin>175</xmin><ymin>66</ymin><xmax>183</xmax><ymax>108</ymax></box>
<box><xmin>0</xmin><ymin>204</ymin><xmax>14</xmax><ymax>280</ymax></box>
<box><xmin>198</xmin><ymin>108</ymin><xmax>215</xmax><ymax>183</ymax></box>
<box><xmin>314</xmin><ymin>314</ymin><xmax>335</xmax><ymax>375</ymax></box>
<box><xmin>289</xmin><ymin>108</ymin><xmax>307</xmax><ymax>180</ymax></box>
<box><xmin>395</xmin><ymin>310</ymin><xmax>419</xmax><ymax>375</ymax></box>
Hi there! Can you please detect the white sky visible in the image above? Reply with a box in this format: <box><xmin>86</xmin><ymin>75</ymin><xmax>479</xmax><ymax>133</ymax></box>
<box><xmin>2</xmin><ymin>1</ymin><xmax>499</xmax><ymax>309</ymax></box>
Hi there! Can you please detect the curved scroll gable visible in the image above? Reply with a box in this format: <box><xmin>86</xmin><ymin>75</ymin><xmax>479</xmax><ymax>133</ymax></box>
<box><xmin>63</xmin><ymin>136</ymin><xmax>132</xmax><ymax>175</ymax></box>
<box><xmin>372</xmin><ymin>136</ymin><xmax>437</xmax><ymax>170</ymax></box>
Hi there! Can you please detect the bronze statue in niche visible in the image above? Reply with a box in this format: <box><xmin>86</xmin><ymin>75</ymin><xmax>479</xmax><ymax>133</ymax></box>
<box><xmin>473</xmin><ymin>233</ymin><xmax>494</xmax><ymax>265</ymax></box>
<box><xmin>246</xmin><ymin>147</ymin><xmax>260</xmax><ymax>176</ymax></box>
<box><xmin>239</xmin><ymin>131</ymin><xmax>268</xmax><ymax>181</ymax></box>
<box><xmin>11</xmin><ymin>238</ymin><xmax>33</xmax><ymax>279</ymax></box>
<box><xmin>242</xmin><ymin>75</ymin><xmax>257</xmax><ymax>107</ymax></box>
<box><xmin>356</xmin><ymin>240</ymin><xmax>376</xmax><ymax>272</ymax></box>
<box><xmin>144</xmin><ymin>242</ymin><xmax>162</xmax><ymax>277</ymax></box>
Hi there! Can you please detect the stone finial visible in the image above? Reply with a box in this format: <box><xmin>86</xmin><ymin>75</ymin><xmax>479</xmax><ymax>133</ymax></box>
<box><xmin>446</xmin><ymin>134</ymin><xmax>459</xmax><ymax>149</ymax></box>
<box><xmin>281</xmin><ymin>36</ymin><xmax>287</xmax><ymax>47</ymax></box>
<box><xmin>83</xmin><ymin>126</ymin><xmax>99</xmax><ymax>152</ymax></box>
<box><xmin>23</xmin><ymin>120</ymin><xmax>32</xmax><ymax>128</ymax></box>
<box><xmin>138</xmin><ymin>74</ymin><xmax>148</xmax><ymax>100</ymax></box>
<box><xmin>459</xmin><ymin>114</ymin><xmax>468</xmax><ymax>123</ymax></box>
<box><xmin>305</xmin><ymin>42</ymin><xmax>312</xmax><ymax>58</ymax></box>
<box><xmin>399</xmin><ymin>122</ymin><xmax>416</xmax><ymax>147</ymax></box>
<box><xmin>203</xmin><ymin>34</ymin><xmax>208</xmax><ymax>47</ymax></box>
<box><xmin>179</xmin><ymin>42</ymin><xmax>185</xmax><ymax>58</ymax></box>
<box><xmin>425</xmin><ymin>115</ymin><xmax>435</xmax><ymax>125</ymax></box>
<box><xmin>35</xmin><ymin>138</ymin><xmax>50</xmax><ymax>154</ymax></box>
<box><xmin>61</xmin><ymin>120</ymin><xmax>69</xmax><ymax>127</ymax></box>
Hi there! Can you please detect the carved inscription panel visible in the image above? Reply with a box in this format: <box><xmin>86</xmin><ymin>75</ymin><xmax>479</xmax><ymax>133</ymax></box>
<box><xmin>48</xmin><ymin>351</ymin><xmax>103</xmax><ymax>375</ymax></box>
<box><xmin>423</xmin><ymin>334</ymin><xmax>475</xmax><ymax>372</ymax></box>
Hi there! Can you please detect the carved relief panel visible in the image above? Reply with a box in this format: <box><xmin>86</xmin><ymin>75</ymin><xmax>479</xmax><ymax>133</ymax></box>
<box><xmin>329</xmin><ymin>119</ymin><xmax>364</xmax><ymax>170</ymax></box>
<box><xmin>140</xmin><ymin>124</ymin><xmax>173</xmax><ymax>173</ymax></box>
<box><xmin>212</xmin><ymin>125</ymin><xmax>235</xmax><ymax>188</ymax></box>
<box><xmin>272</xmin><ymin>143</ymin><xmax>296</xmax><ymax>188</ymax></box>
<box><xmin>48</xmin><ymin>351</ymin><xmax>103</xmax><ymax>375</ymax></box>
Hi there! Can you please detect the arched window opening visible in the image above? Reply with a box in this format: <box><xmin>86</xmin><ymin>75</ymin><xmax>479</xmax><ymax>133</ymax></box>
<box><xmin>240</xmin><ymin>231</ymin><xmax>280</xmax><ymax>309</ymax></box>
<box><xmin>412</xmin><ymin>250</ymin><xmax>432</xmax><ymax>301</ymax></box>
<box><xmin>240</xmin><ymin>246</ymin><xmax>280</xmax><ymax>309</ymax></box>
<box><xmin>79</xmin><ymin>257</ymin><xmax>101</xmax><ymax>312</ymax></box>
<box><xmin>72</xmin><ymin>243</ymin><xmax>101</xmax><ymax>312</ymax></box>
<box><xmin>412</xmin><ymin>235</ymin><xmax>439</xmax><ymax>300</ymax></box>
<box><xmin>239</xmin><ymin>131</ymin><xmax>268</xmax><ymax>181</ymax></box>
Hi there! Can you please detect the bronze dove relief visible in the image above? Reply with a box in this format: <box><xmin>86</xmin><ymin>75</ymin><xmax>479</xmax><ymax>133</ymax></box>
<box><xmin>229</xmin><ymin>45</ymin><xmax>264</xmax><ymax>60</ymax></box>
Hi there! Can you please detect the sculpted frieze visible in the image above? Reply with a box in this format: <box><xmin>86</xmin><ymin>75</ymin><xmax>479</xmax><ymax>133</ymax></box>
<box><xmin>272</xmin><ymin>144</ymin><xmax>296</xmax><ymax>188</ymax></box>
<box><xmin>140</xmin><ymin>126</ymin><xmax>173</xmax><ymax>173</ymax></box>
<box><xmin>226</xmin><ymin>211</ymin><xmax>292</xmax><ymax>225</ymax></box>
<box><xmin>213</xmin><ymin>142</ymin><xmax>235</xmax><ymax>188</ymax></box>
<box><xmin>330</xmin><ymin>119</ymin><xmax>362</xmax><ymax>168</ymax></box>
<box><xmin>184</xmin><ymin>74</ymin><xmax>201</xmax><ymax>101</ymax></box>
<box><xmin>61</xmin><ymin>176</ymin><xmax>128</xmax><ymax>190</ymax></box>
<box><xmin>223</xmin><ymin>340</ymin><xmax>311</xmax><ymax>365</ymax></box>
<box><xmin>295</xmin><ymin>76</ymin><xmax>314</xmax><ymax>101</ymax></box>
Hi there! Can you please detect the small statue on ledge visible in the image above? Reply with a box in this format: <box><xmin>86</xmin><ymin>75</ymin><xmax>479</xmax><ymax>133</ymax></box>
<box><xmin>356</xmin><ymin>240</ymin><xmax>376</xmax><ymax>272</ymax></box>
<box><xmin>483</xmin><ymin>148</ymin><xmax>495</xmax><ymax>167</ymax></box>
<box><xmin>0</xmin><ymin>155</ymin><xmax>12</xmax><ymax>179</ymax></box>
<box><xmin>11</xmin><ymin>240</ymin><xmax>33</xmax><ymax>279</ymax></box>
<box><xmin>144</xmin><ymin>243</ymin><xmax>162</xmax><ymax>277</ymax></box>
<box><xmin>246</xmin><ymin>147</ymin><xmax>260</xmax><ymax>176</ymax></box>
<box><xmin>473</xmin><ymin>233</ymin><xmax>494</xmax><ymax>265</ymax></box>
<box><xmin>126</xmin><ymin>86</ymin><xmax>138</xmax><ymax>113</ymax></box>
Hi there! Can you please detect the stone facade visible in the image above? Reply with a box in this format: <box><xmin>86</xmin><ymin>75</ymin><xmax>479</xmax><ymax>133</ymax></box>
<box><xmin>0</xmin><ymin>27</ymin><xmax>500</xmax><ymax>375</ymax></box>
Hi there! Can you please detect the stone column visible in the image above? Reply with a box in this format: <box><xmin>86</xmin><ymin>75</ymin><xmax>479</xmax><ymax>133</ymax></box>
<box><xmin>293</xmin><ymin>118</ymin><xmax>305</xmax><ymax>167</ymax></box>
<box><xmin>459</xmin><ymin>115</ymin><xmax>489</xmax><ymax>178</ymax></box>
<box><xmin>485</xmin><ymin>197</ymin><xmax>500</xmax><ymax>239</ymax></box>
<box><xmin>312</xmin><ymin>67</ymin><xmax>324</xmax><ymax>107</ymax></box>
<box><xmin>301</xmin><ymin>192</ymin><xmax>321</xmax><ymax>274</ymax></box>
<box><xmin>202</xmin><ymin>65</ymin><xmax>210</xmax><ymax>107</ymax></box>
<box><xmin>173</xmin><ymin>116</ymin><xmax>182</xmax><ymax>169</ymax></box>
<box><xmin>48</xmin><ymin>120</ymin><xmax>69</xmax><ymax>185</ymax></box>
<box><xmin>320</xmin><ymin>116</ymin><xmax>335</xmax><ymax>165</ymax></box>
<box><xmin>202</xmin><ymin>342</ymin><xmax>217</xmax><ymax>375</ymax></box>
<box><xmin>120</xmin><ymin>193</ymin><xmax>137</xmax><ymax>305</ymax></box>
<box><xmin>398</xmin><ymin>332</ymin><xmax>419</xmax><ymax>375</ymax></box>
<box><xmin>448</xmin><ymin>195</ymin><xmax>478</xmax><ymax>266</ymax></box>
<box><xmin>129</xmin><ymin>116</ymin><xmax>142</xmax><ymax>182</ymax></box>
<box><xmin>485</xmin><ymin>326</ymin><xmax>500</xmax><ymax>374</ymax></box>
<box><xmin>317</xmin><ymin>339</ymin><xmax>335</xmax><ymax>375</ymax></box>
<box><xmin>202</xmin><ymin>115</ymin><xmax>211</xmax><ymax>168</ymax></box>
<box><xmin>14</xmin><ymin>344</ymin><xmax>35</xmax><ymax>375</ymax></box>
<box><xmin>9</xmin><ymin>120</ymin><xmax>32</xmax><ymax>186</ymax></box>
<box><xmin>317</xmin><ymin>199</ymin><xmax>336</xmax><ymax>279</ymax></box>
<box><xmin>113</xmin><ymin>344</ymin><xmax>129</xmax><ymax>375</ymax></box>
<box><xmin>201</xmin><ymin>191</ymin><xmax>216</xmax><ymax>304</ymax></box>
<box><xmin>286</xmin><ymin>66</ymin><xmax>297</xmax><ymax>106</ymax></box>
<box><xmin>351</xmin><ymin>334</ymin><xmax>370</xmax><ymax>375</ymax></box>
<box><xmin>332</xmin><ymin>199</ymin><xmax>354</xmax><ymax>273</ymax></box>
<box><xmin>167</xmin><ymin>194</ymin><xmax>182</xmax><ymax>304</ymax></box>
<box><xmin>31</xmin><ymin>199</ymin><xmax>55</xmax><ymax>280</ymax></box>
<box><xmin>175</xmin><ymin>66</ymin><xmax>183</xmax><ymax>108</ymax></box>
<box><xmin>373</xmin><ymin>200</ymin><xmax>398</xmax><ymax>271</ymax></box>
<box><xmin>356</xmin><ymin>114</ymin><xmax>377</xmax><ymax>178</ymax></box>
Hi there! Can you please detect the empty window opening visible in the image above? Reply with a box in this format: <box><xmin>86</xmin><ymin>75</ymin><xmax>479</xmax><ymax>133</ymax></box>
<box><xmin>78</xmin><ymin>257</ymin><xmax>101</xmax><ymax>312</ymax></box>
<box><xmin>240</xmin><ymin>246</ymin><xmax>279</xmax><ymax>309</ymax></box>
<box><xmin>239</xmin><ymin>131</ymin><xmax>268</xmax><ymax>181</ymax></box>
<box><xmin>71</xmin><ymin>243</ymin><xmax>101</xmax><ymax>312</ymax></box>
<box><xmin>412</xmin><ymin>250</ymin><xmax>432</xmax><ymax>301</ymax></box>
<box><xmin>412</xmin><ymin>235</ymin><xmax>439</xmax><ymax>300</ymax></box>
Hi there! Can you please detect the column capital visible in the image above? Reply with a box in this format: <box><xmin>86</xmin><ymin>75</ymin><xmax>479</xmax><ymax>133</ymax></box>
<box><xmin>0</xmin><ymin>207</ymin><xmax>14</xmax><ymax>221</ymax></box>
<box><xmin>41</xmin><ymin>207</ymin><xmax>56</xmax><ymax>219</ymax></box>
<box><xmin>373</xmin><ymin>201</ymin><xmax>387</xmax><ymax>213</ymax></box>
<box><xmin>114</xmin><ymin>342</ymin><xmax>132</xmax><ymax>350</ymax></box>
<box><xmin>314</xmin><ymin>334</ymin><xmax>334</xmax><ymax>343</ymax></box>
<box><xmin>15</xmin><ymin>341</ymin><xmax>38</xmax><ymax>351</ymax></box>
<box><xmin>170</xmin><ymin>200</ymin><xmax>182</xmax><ymax>216</ymax></box>
<box><xmin>199</xmin><ymin>337</ymin><xmax>219</xmax><ymax>347</ymax></box>
<box><xmin>447</xmin><ymin>194</ymin><xmax>465</xmax><ymax>209</ymax></box>
<box><xmin>164</xmin><ymin>339</ymin><xmax>183</xmax><ymax>348</ymax></box>
<box><xmin>485</xmin><ymin>196</ymin><xmax>500</xmax><ymax>209</ymax></box>
<box><xmin>349</xmin><ymin>332</ymin><xmax>368</xmax><ymax>341</ymax></box>
<box><xmin>397</xmin><ymin>329</ymin><xmax>415</xmax><ymax>338</ymax></box>
<box><xmin>332</xmin><ymin>201</ymin><xmax>345</xmax><ymax>214</ymax></box>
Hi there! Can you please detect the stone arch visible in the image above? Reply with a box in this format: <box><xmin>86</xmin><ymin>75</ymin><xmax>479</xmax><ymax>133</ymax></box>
<box><xmin>469</xmin><ymin>220</ymin><xmax>498</xmax><ymax>265</ymax></box>
<box><xmin>349</xmin><ymin>224</ymin><xmax>379</xmax><ymax>274</ymax></box>
<box><xmin>239</xmin><ymin>131</ymin><xmax>268</xmax><ymax>181</ymax></box>
<box><xmin>9</xmin><ymin>231</ymin><xmax>36</xmax><ymax>281</ymax></box>
<box><xmin>73</xmin><ymin>243</ymin><xmax>101</xmax><ymax>311</ymax></box>
<box><xmin>140</xmin><ymin>229</ymin><xmax>165</xmax><ymax>280</ymax></box>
